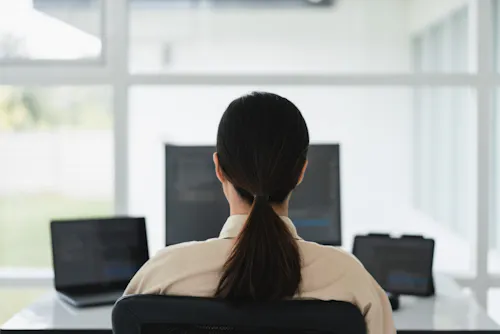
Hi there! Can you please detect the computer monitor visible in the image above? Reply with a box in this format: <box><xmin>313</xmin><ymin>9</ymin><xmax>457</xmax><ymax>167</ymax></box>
<box><xmin>165</xmin><ymin>144</ymin><xmax>342</xmax><ymax>246</ymax></box>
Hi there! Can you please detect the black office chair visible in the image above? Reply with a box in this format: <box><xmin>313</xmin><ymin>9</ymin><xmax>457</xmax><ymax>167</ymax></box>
<box><xmin>112</xmin><ymin>295</ymin><xmax>366</xmax><ymax>334</ymax></box>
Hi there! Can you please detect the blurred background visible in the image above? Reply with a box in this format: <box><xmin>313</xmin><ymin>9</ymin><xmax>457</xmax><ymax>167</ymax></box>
<box><xmin>0</xmin><ymin>0</ymin><xmax>500</xmax><ymax>324</ymax></box>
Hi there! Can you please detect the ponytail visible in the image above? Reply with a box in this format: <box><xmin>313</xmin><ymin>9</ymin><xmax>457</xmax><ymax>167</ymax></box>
<box><xmin>215</xmin><ymin>195</ymin><xmax>302</xmax><ymax>301</ymax></box>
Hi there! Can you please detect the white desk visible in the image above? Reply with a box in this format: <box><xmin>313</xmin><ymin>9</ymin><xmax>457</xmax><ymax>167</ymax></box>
<box><xmin>1</xmin><ymin>274</ymin><xmax>499</xmax><ymax>333</ymax></box>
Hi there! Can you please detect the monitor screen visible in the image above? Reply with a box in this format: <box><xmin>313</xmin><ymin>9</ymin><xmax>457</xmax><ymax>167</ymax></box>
<box><xmin>51</xmin><ymin>217</ymin><xmax>149</xmax><ymax>290</ymax></box>
<box><xmin>165</xmin><ymin>144</ymin><xmax>341</xmax><ymax>246</ymax></box>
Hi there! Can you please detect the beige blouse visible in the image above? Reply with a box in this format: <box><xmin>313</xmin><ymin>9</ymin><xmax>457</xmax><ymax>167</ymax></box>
<box><xmin>125</xmin><ymin>215</ymin><xmax>396</xmax><ymax>334</ymax></box>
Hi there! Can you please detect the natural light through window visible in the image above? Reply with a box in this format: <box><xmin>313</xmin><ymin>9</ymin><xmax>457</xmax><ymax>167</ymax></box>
<box><xmin>0</xmin><ymin>86</ymin><xmax>113</xmax><ymax>268</ymax></box>
<box><xmin>0</xmin><ymin>0</ymin><xmax>101</xmax><ymax>60</ymax></box>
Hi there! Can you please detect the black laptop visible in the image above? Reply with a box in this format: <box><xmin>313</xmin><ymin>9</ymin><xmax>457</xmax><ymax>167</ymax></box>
<box><xmin>50</xmin><ymin>217</ymin><xmax>149</xmax><ymax>307</ymax></box>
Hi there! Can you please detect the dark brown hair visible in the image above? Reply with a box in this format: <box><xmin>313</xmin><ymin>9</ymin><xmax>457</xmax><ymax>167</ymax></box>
<box><xmin>214</xmin><ymin>91</ymin><xmax>309</xmax><ymax>301</ymax></box>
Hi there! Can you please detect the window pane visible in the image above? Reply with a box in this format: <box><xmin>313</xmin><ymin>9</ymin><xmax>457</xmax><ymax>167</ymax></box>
<box><xmin>129</xmin><ymin>86</ymin><xmax>476</xmax><ymax>275</ymax></box>
<box><xmin>496</xmin><ymin>0</ymin><xmax>500</xmax><ymax>72</ymax></box>
<box><xmin>413</xmin><ymin>87</ymin><xmax>477</xmax><ymax>275</ymax></box>
<box><xmin>129</xmin><ymin>0</ymin><xmax>472</xmax><ymax>74</ymax></box>
<box><xmin>0</xmin><ymin>86</ymin><xmax>113</xmax><ymax>268</ymax></box>
<box><xmin>0</xmin><ymin>288</ymin><xmax>47</xmax><ymax>325</ymax></box>
<box><xmin>450</xmin><ymin>8</ymin><xmax>469</xmax><ymax>72</ymax></box>
<box><xmin>488</xmin><ymin>289</ymin><xmax>500</xmax><ymax>325</ymax></box>
<box><xmin>0</xmin><ymin>0</ymin><xmax>102</xmax><ymax>60</ymax></box>
<box><xmin>492</xmin><ymin>89</ymin><xmax>500</xmax><ymax>274</ymax></box>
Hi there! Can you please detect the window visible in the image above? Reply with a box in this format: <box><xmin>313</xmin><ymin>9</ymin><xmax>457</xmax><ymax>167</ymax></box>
<box><xmin>411</xmin><ymin>6</ymin><xmax>478</xmax><ymax>275</ymax></box>
<box><xmin>0</xmin><ymin>86</ymin><xmax>113</xmax><ymax>268</ymax></box>
<box><xmin>492</xmin><ymin>89</ymin><xmax>500</xmax><ymax>274</ymax></box>
<box><xmin>413</xmin><ymin>87</ymin><xmax>477</xmax><ymax>255</ymax></box>
<box><xmin>491</xmin><ymin>1</ymin><xmax>500</xmax><ymax>276</ymax></box>
<box><xmin>128</xmin><ymin>0</ymin><xmax>472</xmax><ymax>74</ymax></box>
<box><xmin>488</xmin><ymin>289</ymin><xmax>500</xmax><ymax>325</ymax></box>
<box><xmin>0</xmin><ymin>0</ymin><xmax>102</xmax><ymax>61</ymax></box>
<box><xmin>412</xmin><ymin>7</ymin><xmax>469</xmax><ymax>72</ymax></box>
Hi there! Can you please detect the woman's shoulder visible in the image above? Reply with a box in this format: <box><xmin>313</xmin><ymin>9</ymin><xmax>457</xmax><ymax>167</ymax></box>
<box><xmin>151</xmin><ymin>238</ymin><xmax>231</xmax><ymax>265</ymax></box>
<box><xmin>299</xmin><ymin>240</ymin><xmax>362</xmax><ymax>262</ymax></box>
<box><xmin>125</xmin><ymin>238</ymin><xmax>231</xmax><ymax>295</ymax></box>
<box><xmin>297</xmin><ymin>241</ymin><xmax>384</xmax><ymax>304</ymax></box>
<box><xmin>298</xmin><ymin>240</ymin><xmax>370</xmax><ymax>278</ymax></box>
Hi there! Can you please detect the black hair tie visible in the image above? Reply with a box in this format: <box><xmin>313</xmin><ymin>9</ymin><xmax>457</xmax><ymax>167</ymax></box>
<box><xmin>254</xmin><ymin>194</ymin><xmax>270</xmax><ymax>201</ymax></box>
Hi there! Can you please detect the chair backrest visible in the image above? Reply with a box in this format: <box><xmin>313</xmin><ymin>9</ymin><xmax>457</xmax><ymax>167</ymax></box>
<box><xmin>112</xmin><ymin>295</ymin><xmax>366</xmax><ymax>334</ymax></box>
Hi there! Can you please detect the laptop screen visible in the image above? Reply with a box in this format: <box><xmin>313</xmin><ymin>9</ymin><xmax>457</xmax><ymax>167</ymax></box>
<box><xmin>51</xmin><ymin>217</ymin><xmax>149</xmax><ymax>290</ymax></box>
